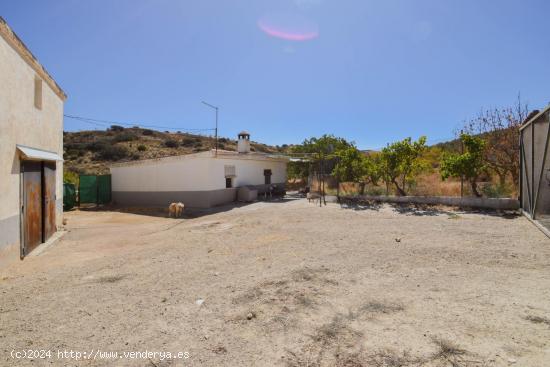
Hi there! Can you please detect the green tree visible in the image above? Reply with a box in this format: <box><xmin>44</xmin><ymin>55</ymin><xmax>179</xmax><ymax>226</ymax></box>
<box><xmin>63</xmin><ymin>170</ymin><xmax>79</xmax><ymax>185</ymax></box>
<box><xmin>440</xmin><ymin>134</ymin><xmax>486</xmax><ymax>197</ymax></box>
<box><xmin>333</xmin><ymin>148</ymin><xmax>381</xmax><ymax>195</ymax></box>
<box><xmin>379</xmin><ymin>136</ymin><xmax>427</xmax><ymax>196</ymax></box>
<box><xmin>288</xmin><ymin>135</ymin><xmax>352</xmax><ymax>180</ymax></box>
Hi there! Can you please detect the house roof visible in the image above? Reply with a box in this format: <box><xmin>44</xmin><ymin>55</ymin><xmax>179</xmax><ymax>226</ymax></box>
<box><xmin>519</xmin><ymin>104</ymin><xmax>550</xmax><ymax>131</ymax></box>
<box><xmin>0</xmin><ymin>17</ymin><xmax>67</xmax><ymax>101</ymax></box>
<box><xmin>109</xmin><ymin>149</ymin><xmax>289</xmax><ymax>168</ymax></box>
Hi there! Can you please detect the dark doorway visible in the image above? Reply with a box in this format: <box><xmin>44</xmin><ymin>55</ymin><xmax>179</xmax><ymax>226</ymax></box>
<box><xmin>264</xmin><ymin>169</ymin><xmax>272</xmax><ymax>185</ymax></box>
<box><xmin>21</xmin><ymin>160</ymin><xmax>56</xmax><ymax>257</ymax></box>
<box><xmin>225</xmin><ymin>177</ymin><xmax>233</xmax><ymax>188</ymax></box>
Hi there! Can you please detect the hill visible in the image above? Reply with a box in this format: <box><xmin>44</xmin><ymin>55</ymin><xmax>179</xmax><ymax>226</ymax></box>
<box><xmin>63</xmin><ymin>126</ymin><xmax>286</xmax><ymax>175</ymax></box>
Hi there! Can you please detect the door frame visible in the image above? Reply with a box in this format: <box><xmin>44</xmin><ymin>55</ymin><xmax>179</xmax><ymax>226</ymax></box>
<box><xmin>19</xmin><ymin>159</ymin><xmax>57</xmax><ymax>258</ymax></box>
<box><xmin>19</xmin><ymin>161</ymin><xmax>24</xmax><ymax>259</ymax></box>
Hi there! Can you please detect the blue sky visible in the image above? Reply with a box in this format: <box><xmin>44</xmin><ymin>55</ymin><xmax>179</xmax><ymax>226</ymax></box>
<box><xmin>3</xmin><ymin>0</ymin><xmax>550</xmax><ymax>149</ymax></box>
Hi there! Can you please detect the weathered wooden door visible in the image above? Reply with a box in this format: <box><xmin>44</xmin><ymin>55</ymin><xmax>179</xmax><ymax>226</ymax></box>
<box><xmin>43</xmin><ymin>162</ymin><xmax>56</xmax><ymax>241</ymax></box>
<box><xmin>22</xmin><ymin>161</ymin><xmax>42</xmax><ymax>255</ymax></box>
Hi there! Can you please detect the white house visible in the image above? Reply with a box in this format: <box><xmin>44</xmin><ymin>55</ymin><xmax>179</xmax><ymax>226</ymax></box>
<box><xmin>0</xmin><ymin>17</ymin><xmax>66</xmax><ymax>264</ymax></box>
<box><xmin>110</xmin><ymin>132</ymin><xmax>288</xmax><ymax>208</ymax></box>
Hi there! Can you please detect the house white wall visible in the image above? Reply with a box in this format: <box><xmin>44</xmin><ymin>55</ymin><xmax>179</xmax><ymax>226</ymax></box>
<box><xmin>0</xmin><ymin>19</ymin><xmax>65</xmax><ymax>263</ymax></box>
<box><xmin>111</xmin><ymin>155</ymin><xmax>216</xmax><ymax>192</ymax></box>
<box><xmin>110</xmin><ymin>151</ymin><xmax>287</xmax><ymax>208</ymax></box>
<box><xmin>211</xmin><ymin>156</ymin><xmax>287</xmax><ymax>188</ymax></box>
<box><xmin>111</xmin><ymin>153</ymin><xmax>287</xmax><ymax>192</ymax></box>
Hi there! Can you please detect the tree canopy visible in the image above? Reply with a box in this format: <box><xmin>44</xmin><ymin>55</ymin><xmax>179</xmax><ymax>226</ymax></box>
<box><xmin>379</xmin><ymin>136</ymin><xmax>428</xmax><ymax>196</ymax></box>
<box><xmin>440</xmin><ymin>134</ymin><xmax>486</xmax><ymax>197</ymax></box>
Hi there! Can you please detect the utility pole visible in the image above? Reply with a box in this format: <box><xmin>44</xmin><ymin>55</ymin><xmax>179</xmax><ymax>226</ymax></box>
<box><xmin>460</xmin><ymin>129</ymin><xmax>464</xmax><ymax>197</ymax></box>
<box><xmin>201</xmin><ymin>101</ymin><xmax>219</xmax><ymax>156</ymax></box>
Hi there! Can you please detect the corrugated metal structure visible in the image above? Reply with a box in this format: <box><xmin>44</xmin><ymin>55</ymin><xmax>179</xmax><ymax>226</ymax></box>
<box><xmin>520</xmin><ymin>105</ymin><xmax>550</xmax><ymax>229</ymax></box>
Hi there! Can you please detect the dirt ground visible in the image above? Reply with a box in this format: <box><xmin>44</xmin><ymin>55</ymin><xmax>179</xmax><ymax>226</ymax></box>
<box><xmin>1</xmin><ymin>198</ymin><xmax>550</xmax><ymax>366</ymax></box>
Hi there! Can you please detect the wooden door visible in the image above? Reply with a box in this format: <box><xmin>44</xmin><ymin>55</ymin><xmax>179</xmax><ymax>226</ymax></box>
<box><xmin>22</xmin><ymin>161</ymin><xmax>42</xmax><ymax>255</ymax></box>
<box><xmin>43</xmin><ymin>162</ymin><xmax>56</xmax><ymax>241</ymax></box>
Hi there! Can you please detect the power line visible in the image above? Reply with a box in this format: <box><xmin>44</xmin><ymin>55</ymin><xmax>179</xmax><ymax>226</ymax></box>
<box><xmin>64</xmin><ymin>114</ymin><xmax>216</xmax><ymax>132</ymax></box>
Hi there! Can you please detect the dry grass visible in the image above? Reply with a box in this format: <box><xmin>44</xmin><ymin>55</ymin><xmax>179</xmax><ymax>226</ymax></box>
<box><xmin>359</xmin><ymin>301</ymin><xmax>404</xmax><ymax>315</ymax></box>
<box><xmin>429</xmin><ymin>337</ymin><xmax>479</xmax><ymax>367</ymax></box>
<box><xmin>525</xmin><ymin>315</ymin><xmax>550</xmax><ymax>326</ymax></box>
<box><xmin>411</xmin><ymin>172</ymin><xmax>464</xmax><ymax>196</ymax></box>
<box><xmin>285</xmin><ymin>313</ymin><xmax>364</xmax><ymax>367</ymax></box>
<box><xmin>432</xmin><ymin>337</ymin><xmax>466</xmax><ymax>358</ymax></box>
<box><xmin>313</xmin><ymin>314</ymin><xmax>363</xmax><ymax>344</ymax></box>
<box><xmin>96</xmin><ymin>275</ymin><xmax>125</xmax><ymax>283</ymax></box>
<box><xmin>232</xmin><ymin>267</ymin><xmax>339</xmax><ymax>330</ymax></box>
<box><xmin>366</xmin><ymin>349</ymin><xmax>423</xmax><ymax>367</ymax></box>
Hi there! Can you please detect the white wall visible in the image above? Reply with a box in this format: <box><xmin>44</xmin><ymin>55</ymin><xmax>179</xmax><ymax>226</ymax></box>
<box><xmin>111</xmin><ymin>156</ymin><xmax>215</xmax><ymax>192</ymax></box>
<box><xmin>211</xmin><ymin>156</ymin><xmax>287</xmax><ymax>188</ymax></box>
<box><xmin>0</xmin><ymin>27</ymin><xmax>64</xmax><ymax>253</ymax></box>
<box><xmin>111</xmin><ymin>154</ymin><xmax>287</xmax><ymax>192</ymax></box>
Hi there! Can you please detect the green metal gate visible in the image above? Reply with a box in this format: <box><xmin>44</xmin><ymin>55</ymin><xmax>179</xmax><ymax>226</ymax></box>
<box><xmin>79</xmin><ymin>174</ymin><xmax>112</xmax><ymax>205</ymax></box>
<box><xmin>63</xmin><ymin>183</ymin><xmax>76</xmax><ymax>210</ymax></box>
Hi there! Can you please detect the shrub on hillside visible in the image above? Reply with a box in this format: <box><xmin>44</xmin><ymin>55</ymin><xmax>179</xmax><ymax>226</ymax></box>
<box><xmin>164</xmin><ymin>139</ymin><xmax>179</xmax><ymax>148</ymax></box>
<box><xmin>137</xmin><ymin>144</ymin><xmax>147</xmax><ymax>151</ymax></box>
<box><xmin>65</xmin><ymin>142</ymin><xmax>87</xmax><ymax>151</ymax></box>
<box><xmin>113</xmin><ymin>132</ymin><xmax>137</xmax><ymax>142</ymax></box>
<box><xmin>181</xmin><ymin>137</ymin><xmax>196</xmax><ymax>146</ymax></box>
<box><xmin>95</xmin><ymin>145</ymin><xmax>129</xmax><ymax>161</ymax></box>
<box><xmin>142</xmin><ymin>129</ymin><xmax>154</xmax><ymax>136</ymax></box>
<box><xmin>110</xmin><ymin>125</ymin><xmax>125</xmax><ymax>132</ymax></box>
<box><xmin>86</xmin><ymin>140</ymin><xmax>110</xmax><ymax>152</ymax></box>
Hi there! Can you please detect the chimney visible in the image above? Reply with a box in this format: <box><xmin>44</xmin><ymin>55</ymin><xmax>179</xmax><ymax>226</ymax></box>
<box><xmin>237</xmin><ymin>131</ymin><xmax>251</xmax><ymax>153</ymax></box>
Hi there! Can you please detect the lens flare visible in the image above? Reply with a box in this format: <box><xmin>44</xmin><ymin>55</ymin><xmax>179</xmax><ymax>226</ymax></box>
<box><xmin>258</xmin><ymin>13</ymin><xmax>319</xmax><ymax>41</ymax></box>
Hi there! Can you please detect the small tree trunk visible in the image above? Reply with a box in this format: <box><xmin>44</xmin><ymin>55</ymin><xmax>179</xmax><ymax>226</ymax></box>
<box><xmin>471</xmin><ymin>180</ymin><xmax>482</xmax><ymax>197</ymax></box>
<box><xmin>359</xmin><ymin>182</ymin><xmax>366</xmax><ymax>196</ymax></box>
<box><xmin>497</xmin><ymin>171</ymin><xmax>506</xmax><ymax>187</ymax></box>
<box><xmin>392</xmin><ymin>179</ymin><xmax>406</xmax><ymax>196</ymax></box>
<box><xmin>510</xmin><ymin>170</ymin><xmax>519</xmax><ymax>192</ymax></box>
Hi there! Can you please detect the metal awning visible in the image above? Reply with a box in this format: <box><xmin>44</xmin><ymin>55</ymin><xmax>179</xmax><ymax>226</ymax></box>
<box><xmin>17</xmin><ymin>145</ymin><xmax>63</xmax><ymax>161</ymax></box>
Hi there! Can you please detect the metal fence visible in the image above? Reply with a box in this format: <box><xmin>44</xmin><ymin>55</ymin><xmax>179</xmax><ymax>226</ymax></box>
<box><xmin>63</xmin><ymin>182</ymin><xmax>76</xmax><ymax>210</ymax></box>
<box><xmin>79</xmin><ymin>174</ymin><xmax>112</xmax><ymax>205</ymax></box>
<box><xmin>520</xmin><ymin>106</ymin><xmax>550</xmax><ymax>220</ymax></box>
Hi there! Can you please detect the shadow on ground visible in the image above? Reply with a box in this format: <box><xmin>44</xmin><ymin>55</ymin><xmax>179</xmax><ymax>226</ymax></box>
<box><xmin>338</xmin><ymin>199</ymin><xmax>521</xmax><ymax>218</ymax></box>
<box><xmin>69</xmin><ymin>194</ymin><xmax>302</xmax><ymax>219</ymax></box>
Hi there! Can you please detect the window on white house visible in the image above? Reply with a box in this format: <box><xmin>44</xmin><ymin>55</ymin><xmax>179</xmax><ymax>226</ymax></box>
<box><xmin>224</xmin><ymin>165</ymin><xmax>236</xmax><ymax>177</ymax></box>
<box><xmin>34</xmin><ymin>76</ymin><xmax>43</xmax><ymax>110</ymax></box>
<box><xmin>264</xmin><ymin>169</ymin><xmax>272</xmax><ymax>184</ymax></box>
<box><xmin>224</xmin><ymin>165</ymin><xmax>236</xmax><ymax>188</ymax></box>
